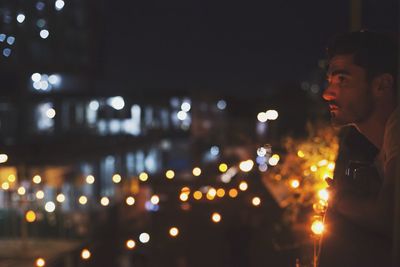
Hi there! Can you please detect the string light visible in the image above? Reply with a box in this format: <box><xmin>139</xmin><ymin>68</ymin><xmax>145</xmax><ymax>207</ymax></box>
<box><xmin>150</xmin><ymin>195</ymin><xmax>160</xmax><ymax>205</ymax></box>
<box><xmin>1</xmin><ymin>182</ymin><xmax>9</xmax><ymax>190</ymax></box>
<box><xmin>193</xmin><ymin>191</ymin><xmax>203</xmax><ymax>200</ymax></box>
<box><xmin>35</xmin><ymin>258</ymin><xmax>46</xmax><ymax>267</ymax></box>
<box><xmin>33</xmin><ymin>175</ymin><xmax>42</xmax><ymax>184</ymax></box>
<box><xmin>81</xmin><ymin>249</ymin><xmax>91</xmax><ymax>260</ymax></box>
<box><xmin>56</xmin><ymin>193</ymin><xmax>65</xmax><ymax>203</ymax></box>
<box><xmin>139</xmin><ymin>172</ymin><xmax>149</xmax><ymax>181</ymax></box>
<box><xmin>79</xmin><ymin>196</ymin><xmax>88</xmax><ymax>205</ymax></box>
<box><xmin>317</xmin><ymin>189</ymin><xmax>329</xmax><ymax>202</ymax></box>
<box><xmin>311</xmin><ymin>219</ymin><xmax>324</xmax><ymax>235</ymax></box>
<box><xmin>238</xmin><ymin>181</ymin><xmax>248</xmax><ymax>191</ymax></box>
<box><xmin>7</xmin><ymin>174</ymin><xmax>16</xmax><ymax>182</ymax></box>
<box><xmin>26</xmin><ymin>210</ymin><xmax>36</xmax><ymax>223</ymax></box>
<box><xmin>239</xmin><ymin>160</ymin><xmax>254</xmax><ymax>172</ymax></box>
<box><xmin>216</xmin><ymin>188</ymin><xmax>225</xmax><ymax>198</ymax></box>
<box><xmin>192</xmin><ymin>167</ymin><xmax>202</xmax><ymax>176</ymax></box>
<box><xmin>126</xmin><ymin>196</ymin><xmax>135</xmax><ymax>206</ymax></box>
<box><xmin>252</xmin><ymin>197</ymin><xmax>261</xmax><ymax>206</ymax></box>
<box><xmin>165</xmin><ymin>170</ymin><xmax>175</xmax><ymax>179</ymax></box>
<box><xmin>86</xmin><ymin>175</ymin><xmax>95</xmax><ymax>184</ymax></box>
<box><xmin>290</xmin><ymin>179</ymin><xmax>300</xmax><ymax>189</ymax></box>
<box><xmin>228</xmin><ymin>188</ymin><xmax>238</xmax><ymax>198</ymax></box>
<box><xmin>44</xmin><ymin>201</ymin><xmax>56</xmax><ymax>213</ymax></box>
<box><xmin>36</xmin><ymin>190</ymin><xmax>44</xmax><ymax>199</ymax></box>
<box><xmin>17</xmin><ymin>186</ymin><xmax>26</xmax><ymax>195</ymax></box>
<box><xmin>0</xmin><ymin>154</ymin><xmax>8</xmax><ymax>163</ymax></box>
<box><xmin>169</xmin><ymin>227</ymin><xmax>179</xmax><ymax>237</ymax></box>
<box><xmin>139</xmin><ymin>233</ymin><xmax>150</xmax><ymax>243</ymax></box>
<box><xmin>101</xmin><ymin>197</ymin><xmax>110</xmax><ymax>206</ymax></box>
<box><xmin>112</xmin><ymin>174</ymin><xmax>122</xmax><ymax>183</ymax></box>
<box><xmin>179</xmin><ymin>193</ymin><xmax>189</xmax><ymax>202</ymax></box>
<box><xmin>218</xmin><ymin>163</ymin><xmax>228</xmax><ymax>173</ymax></box>
<box><xmin>211</xmin><ymin>212</ymin><xmax>222</xmax><ymax>223</ymax></box>
<box><xmin>126</xmin><ymin>239</ymin><xmax>136</xmax><ymax>249</ymax></box>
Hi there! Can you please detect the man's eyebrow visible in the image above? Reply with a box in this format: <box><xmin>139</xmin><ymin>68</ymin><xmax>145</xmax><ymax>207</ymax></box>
<box><xmin>327</xmin><ymin>69</ymin><xmax>351</xmax><ymax>76</ymax></box>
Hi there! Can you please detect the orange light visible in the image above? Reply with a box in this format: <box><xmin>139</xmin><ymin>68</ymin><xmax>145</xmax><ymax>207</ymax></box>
<box><xmin>228</xmin><ymin>188</ymin><xmax>238</xmax><ymax>198</ymax></box>
<box><xmin>26</xmin><ymin>210</ymin><xmax>36</xmax><ymax>223</ymax></box>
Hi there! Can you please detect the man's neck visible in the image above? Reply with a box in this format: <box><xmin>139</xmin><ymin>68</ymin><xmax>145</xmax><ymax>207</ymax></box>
<box><xmin>355</xmin><ymin>104</ymin><xmax>396</xmax><ymax>149</ymax></box>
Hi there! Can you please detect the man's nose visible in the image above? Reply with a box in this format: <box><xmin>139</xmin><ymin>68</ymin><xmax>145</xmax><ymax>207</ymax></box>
<box><xmin>322</xmin><ymin>84</ymin><xmax>336</xmax><ymax>101</ymax></box>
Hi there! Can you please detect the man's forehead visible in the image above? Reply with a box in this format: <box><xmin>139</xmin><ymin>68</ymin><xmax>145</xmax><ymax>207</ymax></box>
<box><xmin>327</xmin><ymin>54</ymin><xmax>355</xmax><ymax>74</ymax></box>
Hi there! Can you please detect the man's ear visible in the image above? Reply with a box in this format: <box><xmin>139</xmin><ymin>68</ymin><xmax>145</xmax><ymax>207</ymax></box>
<box><xmin>372</xmin><ymin>73</ymin><xmax>394</xmax><ymax>96</ymax></box>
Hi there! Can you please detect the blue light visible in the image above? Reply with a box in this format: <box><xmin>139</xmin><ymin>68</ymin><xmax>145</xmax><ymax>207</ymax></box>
<box><xmin>0</xmin><ymin>34</ymin><xmax>6</xmax><ymax>42</ymax></box>
<box><xmin>6</xmin><ymin>36</ymin><xmax>15</xmax><ymax>45</ymax></box>
<box><xmin>2</xmin><ymin>48</ymin><xmax>11</xmax><ymax>57</ymax></box>
<box><xmin>36</xmin><ymin>1</ymin><xmax>45</xmax><ymax>11</ymax></box>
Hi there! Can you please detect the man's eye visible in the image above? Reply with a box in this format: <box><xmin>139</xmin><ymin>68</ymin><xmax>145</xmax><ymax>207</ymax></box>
<box><xmin>338</xmin><ymin>75</ymin><xmax>346</xmax><ymax>82</ymax></box>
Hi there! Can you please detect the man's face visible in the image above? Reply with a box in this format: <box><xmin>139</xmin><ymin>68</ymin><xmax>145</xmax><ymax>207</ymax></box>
<box><xmin>323</xmin><ymin>54</ymin><xmax>375</xmax><ymax>127</ymax></box>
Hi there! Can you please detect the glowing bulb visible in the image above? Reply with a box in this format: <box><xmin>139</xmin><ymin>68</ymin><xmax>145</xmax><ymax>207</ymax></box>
<box><xmin>86</xmin><ymin>175</ymin><xmax>95</xmax><ymax>184</ymax></box>
<box><xmin>150</xmin><ymin>195</ymin><xmax>160</xmax><ymax>205</ymax></box>
<box><xmin>126</xmin><ymin>239</ymin><xmax>136</xmax><ymax>249</ymax></box>
<box><xmin>36</xmin><ymin>190</ymin><xmax>44</xmax><ymax>199</ymax></box>
<box><xmin>8</xmin><ymin>174</ymin><xmax>16</xmax><ymax>182</ymax></box>
<box><xmin>192</xmin><ymin>167</ymin><xmax>201</xmax><ymax>176</ymax></box>
<box><xmin>0</xmin><ymin>154</ymin><xmax>8</xmax><ymax>163</ymax></box>
<box><xmin>318</xmin><ymin>189</ymin><xmax>329</xmax><ymax>202</ymax></box>
<box><xmin>239</xmin><ymin>160</ymin><xmax>254</xmax><ymax>172</ymax></box>
<box><xmin>112</xmin><ymin>174</ymin><xmax>122</xmax><ymax>183</ymax></box>
<box><xmin>239</xmin><ymin>181</ymin><xmax>248</xmax><ymax>191</ymax></box>
<box><xmin>108</xmin><ymin>96</ymin><xmax>125</xmax><ymax>110</ymax></box>
<box><xmin>79</xmin><ymin>196</ymin><xmax>88</xmax><ymax>205</ymax></box>
<box><xmin>180</xmin><ymin>193</ymin><xmax>189</xmax><ymax>202</ymax></box>
<box><xmin>81</xmin><ymin>249</ymin><xmax>91</xmax><ymax>260</ymax></box>
<box><xmin>44</xmin><ymin>201</ymin><xmax>56</xmax><ymax>213</ymax></box>
<box><xmin>193</xmin><ymin>191</ymin><xmax>202</xmax><ymax>200</ymax></box>
<box><xmin>100</xmin><ymin>197</ymin><xmax>110</xmax><ymax>206</ymax></box>
<box><xmin>257</xmin><ymin>112</ymin><xmax>268</xmax><ymax>122</ymax></box>
<box><xmin>211</xmin><ymin>212</ymin><xmax>221</xmax><ymax>223</ymax></box>
<box><xmin>181</xmin><ymin>102</ymin><xmax>191</xmax><ymax>112</ymax></box>
<box><xmin>268</xmin><ymin>154</ymin><xmax>280</xmax><ymax>166</ymax></box>
<box><xmin>55</xmin><ymin>0</ymin><xmax>65</xmax><ymax>10</ymax></box>
<box><xmin>169</xmin><ymin>227</ymin><xmax>179</xmax><ymax>237</ymax></box>
<box><xmin>318</xmin><ymin>159</ymin><xmax>328</xmax><ymax>167</ymax></box>
<box><xmin>310</xmin><ymin>165</ymin><xmax>318</xmax><ymax>172</ymax></box>
<box><xmin>139</xmin><ymin>232</ymin><xmax>150</xmax><ymax>243</ymax></box>
<box><xmin>218</xmin><ymin>163</ymin><xmax>228</xmax><ymax>173</ymax></box>
<box><xmin>46</xmin><ymin>108</ymin><xmax>56</xmax><ymax>119</ymax></box>
<box><xmin>33</xmin><ymin>175</ymin><xmax>42</xmax><ymax>184</ymax></box>
<box><xmin>139</xmin><ymin>172</ymin><xmax>148</xmax><ymax>181</ymax></box>
<box><xmin>56</xmin><ymin>193</ymin><xmax>65</xmax><ymax>203</ymax></box>
<box><xmin>290</xmin><ymin>179</ymin><xmax>300</xmax><ymax>189</ymax></box>
<box><xmin>252</xmin><ymin>197</ymin><xmax>261</xmax><ymax>206</ymax></box>
<box><xmin>40</xmin><ymin>29</ymin><xmax>49</xmax><ymax>39</ymax></box>
<box><xmin>216</xmin><ymin>188</ymin><xmax>225</xmax><ymax>198</ymax></box>
<box><xmin>177</xmin><ymin>111</ymin><xmax>187</xmax><ymax>120</ymax></box>
<box><xmin>17</xmin><ymin>186</ymin><xmax>26</xmax><ymax>195</ymax></box>
<box><xmin>228</xmin><ymin>188</ymin><xmax>238</xmax><ymax>198</ymax></box>
<box><xmin>1</xmin><ymin>182</ymin><xmax>9</xmax><ymax>190</ymax></box>
<box><xmin>207</xmin><ymin>188</ymin><xmax>217</xmax><ymax>197</ymax></box>
<box><xmin>126</xmin><ymin>196</ymin><xmax>135</xmax><ymax>206</ymax></box>
<box><xmin>17</xmin><ymin>13</ymin><xmax>25</xmax><ymax>23</ymax></box>
<box><xmin>165</xmin><ymin>170</ymin><xmax>175</xmax><ymax>179</ymax></box>
<box><xmin>265</xmin><ymin>110</ymin><xmax>278</xmax><ymax>120</ymax></box>
<box><xmin>297</xmin><ymin>150</ymin><xmax>305</xmax><ymax>158</ymax></box>
<box><xmin>31</xmin><ymin>73</ymin><xmax>41</xmax><ymax>82</ymax></box>
<box><xmin>36</xmin><ymin>258</ymin><xmax>46</xmax><ymax>267</ymax></box>
<box><xmin>311</xmin><ymin>220</ymin><xmax>324</xmax><ymax>235</ymax></box>
<box><xmin>26</xmin><ymin>210</ymin><xmax>36</xmax><ymax>223</ymax></box>
<box><xmin>181</xmin><ymin>187</ymin><xmax>190</xmax><ymax>193</ymax></box>
<box><xmin>327</xmin><ymin>162</ymin><xmax>335</xmax><ymax>171</ymax></box>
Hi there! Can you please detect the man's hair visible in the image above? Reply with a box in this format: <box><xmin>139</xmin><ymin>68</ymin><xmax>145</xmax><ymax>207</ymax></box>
<box><xmin>327</xmin><ymin>31</ymin><xmax>399</xmax><ymax>88</ymax></box>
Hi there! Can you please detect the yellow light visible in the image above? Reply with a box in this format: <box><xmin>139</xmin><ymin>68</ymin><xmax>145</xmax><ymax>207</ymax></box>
<box><xmin>218</xmin><ymin>163</ymin><xmax>228</xmax><ymax>173</ymax></box>
<box><xmin>165</xmin><ymin>170</ymin><xmax>175</xmax><ymax>179</ymax></box>
<box><xmin>79</xmin><ymin>196</ymin><xmax>88</xmax><ymax>205</ymax></box>
<box><xmin>207</xmin><ymin>188</ymin><xmax>217</xmax><ymax>197</ymax></box>
<box><xmin>1</xmin><ymin>182</ymin><xmax>10</xmax><ymax>190</ymax></box>
<box><xmin>192</xmin><ymin>167</ymin><xmax>202</xmax><ymax>176</ymax></box>
<box><xmin>239</xmin><ymin>181</ymin><xmax>248</xmax><ymax>191</ymax></box>
<box><xmin>126</xmin><ymin>196</ymin><xmax>135</xmax><ymax>206</ymax></box>
<box><xmin>310</xmin><ymin>165</ymin><xmax>318</xmax><ymax>172</ymax></box>
<box><xmin>228</xmin><ymin>188</ymin><xmax>238</xmax><ymax>198</ymax></box>
<box><xmin>311</xmin><ymin>219</ymin><xmax>324</xmax><ymax>235</ymax></box>
<box><xmin>180</xmin><ymin>193</ymin><xmax>189</xmax><ymax>202</ymax></box>
<box><xmin>33</xmin><ymin>175</ymin><xmax>42</xmax><ymax>184</ymax></box>
<box><xmin>100</xmin><ymin>197</ymin><xmax>110</xmax><ymax>206</ymax></box>
<box><xmin>35</xmin><ymin>258</ymin><xmax>46</xmax><ymax>267</ymax></box>
<box><xmin>211</xmin><ymin>212</ymin><xmax>222</xmax><ymax>223</ymax></box>
<box><xmin>169</xmin><ymin>227</ymin><xmax>179</xmax><ymax>237</ymax></box>
<box><xmin>181</xmin><ymin>186</ymin><xmax>190</xmax><ymax>194</ymax></box>
<box><xmin>126</xmin><ymin>239</ymin><xmax>136</xmax><ymax>249</ymax></box>
<box><xmin>327</xmin><ymin>162</ymin><xmax>335</xmax><ymax>171</ymax></box>
<box><xmin>297</xmin><ymin>150</ymin><xmax>305</xmax><ymax>158</ymax></box>
<box><xmin>56</xmin><ymin>193</ymin><xmax>65</xmax><ymax>203</ymax></box>
<box><xmin>112</xmin><ymin>174</ymin><xmax>122</xmax><ymax>184</ymax></box>
<box><xmin>193</xmin><ymin>191</ymin><xmax>203</xmax><ymax>200</ymax></box>
<box><xmin>252</xmin><ymin>197</ymin><xmax>261</xmax><ymax>206</ymax></box>
<box><xmin>318</xmin><ymin>159</ymin><xmax>328</xmax><ymax>167</ymax></box>
<box><xmin>8</xmin><ymin>174</ymin><xmax>16</xmax><ymax>183</ymax></box>
<box><xmin>36</xmin><ymin>190</ymin><xmax>44</xmax><ymax>199</ymax></box>
<box><xmin>86</xmin><ymin>175</ymin><xmax>95</xmax><ymax>184</ymax></box>
<box><xmin>0</xmin><ymin>153</ymin><xmax>8</xmax><ymax>163</ymax></box>
<box><xmin>290</xmin><ymin>179</ymin><xmax>300</xmax><ymax>189</ymax></box>
<box><xmin>139</xmin><ymin>172</ymin><xmax>149</xmax><ymax>181</ymax></box>
<box><xmin>239</xmin><ymin>160</ymin><xmax>254</xmax><ymax>172</ymax></box>
<box><xmin>216</xmin><ymin>188</ymin><xmax>225</xmax><ymax>198</ymax></box>
<box><xmin>206</xmin><ymin>193</ymin><xmax>215</xmax><ymax>200</ymax></box>
<box><xmin>150</xmin><ymin>195</ymin><xmax>160</xmax><ymax>205</ymax></box>
<box><xmin>313</xmin><ymin>200</ymin><xmax>328</xmax><ymax>214</ymax></box>
<box><xmin>17</xmin><ymin>186</ymin><xmax>26</xmax><ymax>195</ymax></box>
<box><xmin>318</xmin><ymin>189</ymin><xmax>329</xmax><ymax>202</ymax></box>
<box><xmin>268</xmin><ymin>154</ymin><xmax>280</xmax><ymax>166</ymax></box>
<box><xmin>81</xmin><ymin>249</ymin><xmax>91</xmax><ymax>260</ymax></box>
<box><xmin>26</xmin><ymin>210</ymin><xmax>36</xmax><ymax>223</ymax></box>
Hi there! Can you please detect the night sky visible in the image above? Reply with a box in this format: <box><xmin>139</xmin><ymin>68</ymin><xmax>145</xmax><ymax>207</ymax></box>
<box><xmin>100</xmin><ymin>0</ymin><xmax>398</xmax><ymax>94</ymax></box>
